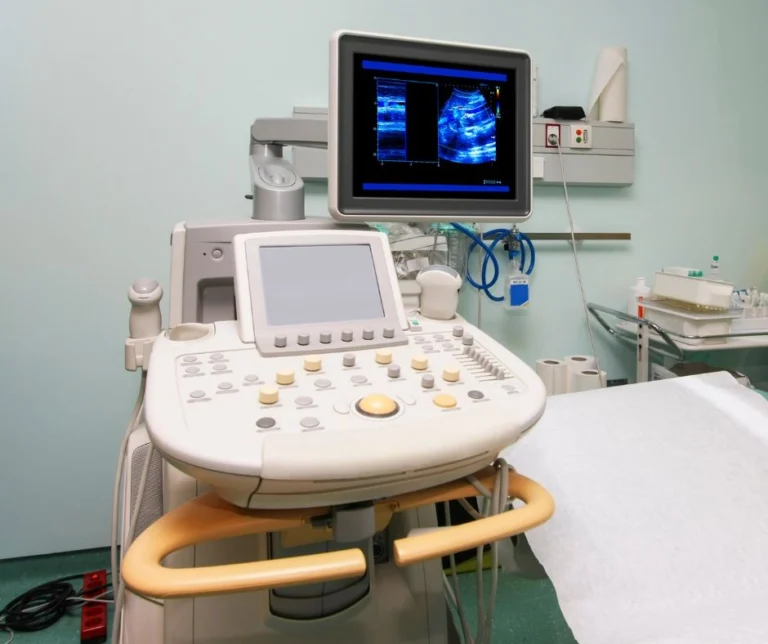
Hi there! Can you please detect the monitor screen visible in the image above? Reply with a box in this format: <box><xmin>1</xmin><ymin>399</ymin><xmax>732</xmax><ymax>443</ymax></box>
<box><xmin>259</xmin><ymin>245</ymin><xmax>384</xmax><ymax>326</ymax></box>
<box><xmin>353</xmin><ymin>55</ymin><xmax>516</xmax><ymax>200</ymax></box>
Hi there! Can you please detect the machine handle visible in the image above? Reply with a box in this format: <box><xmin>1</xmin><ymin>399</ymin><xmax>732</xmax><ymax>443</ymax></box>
<box><xmin>391</xmin><ymin>469</ymin><xmax>555</xmax><ymax>567</ymax></box>
<box><xmin>121</xmin><ymin>493</ymin><xmax>367</xmax><ymax>599</ymax></box>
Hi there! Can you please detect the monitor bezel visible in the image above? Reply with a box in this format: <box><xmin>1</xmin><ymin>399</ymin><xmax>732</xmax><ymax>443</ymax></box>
<box><xmin>329</xmin><ymin>30</ymin><xmax>532</xmax><ymax>223</ymax></box>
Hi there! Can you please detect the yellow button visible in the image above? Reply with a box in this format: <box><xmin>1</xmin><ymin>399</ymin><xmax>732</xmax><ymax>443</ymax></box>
<box><xmin>357</xmin><ymin>394</ymin><xmax>399</xmax><ymax>417</ymax></box>
<box><xmin>276</xmin><ymin>369</ymin><xmax>295</xmax><ymax>385</ymax></box>
<box><xmin>304</xmin><ymin>356</ymin><xmax>322</xmax><ymax>372</ymax></box>
<box><xmin>259</xmin><ymin>386</ymin><xmax>279</xmax><ymax>405</ymax></box>
<box><xmin>433</xmin><ymin>393</ymin><xmax>457</xmax><ymax>409</ymax></box>
<box><xmin>411</xmin><ymin>354</ymin><xmax>428</xmax><ymax>370</ymax></box>
<box><xmin>375</xmin><ymin>349</ymin><xmax>393</xmax><ymax>365</ymax></box>
<box><xmin>443</xmin><ymin>366</ymin><xmax>461</xmax><ymax>382</ymax></box>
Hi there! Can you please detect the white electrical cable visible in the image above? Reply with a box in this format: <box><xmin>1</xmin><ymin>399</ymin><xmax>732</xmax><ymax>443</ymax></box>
<box><xmin>1</xmin><ymin>627</ymin><xmax>13</xmax><ymax>644</ymax></box>
<box><xmin>446</xmin><ymin>459</ymin><xmax>511</xmax><ymax>644</ymax></box>
<box><xmin>111</xmin><ymin>441</ymin><xmax>154</xmax><ymax>644</ymax></box>
<box><xmin>554</xmin><ymin>141</ymin><xmax>605</xmax><ymax>385</ymax></box>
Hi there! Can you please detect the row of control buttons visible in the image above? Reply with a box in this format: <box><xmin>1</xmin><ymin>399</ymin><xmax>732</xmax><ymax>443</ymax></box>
<box><xmin>275</xmin><ymin>328</ymin><xmax>396</xmax><ymax>348</ymax></box>
<box><xmin>252</xmin><ymin>388</ymin><xmax>489</xmax><ymax>431</ymax></box>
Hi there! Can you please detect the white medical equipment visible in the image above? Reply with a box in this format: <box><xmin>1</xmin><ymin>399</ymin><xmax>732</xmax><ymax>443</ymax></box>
<box><xmin>416</xmin><ymin>265</ymin><xmax>463</xmax><ymax>320</ymax></box>
<box><xmin>118</xmin><ymin>30</ymin><xmax>550</xmax><ymax>644</ymax></box>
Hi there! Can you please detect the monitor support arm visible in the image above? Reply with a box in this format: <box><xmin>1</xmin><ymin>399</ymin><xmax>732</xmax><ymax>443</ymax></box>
<box><xmin>249</xmin><ymin>117</ymin><xmax>328</xmax><ymax>222</ymax></box>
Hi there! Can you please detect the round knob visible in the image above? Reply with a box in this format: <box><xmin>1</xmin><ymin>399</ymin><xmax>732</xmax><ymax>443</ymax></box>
<box><xmin>375</xmin><ymin>349</ymin><xmax>392</xmax><ymax>365</ymax></box>
<box><xmin>462</xmin><ymin>334</ymin><xmax>474</xmax><ymax>346</ymax></box>
<box><xmin>452</xmin><ymin>325</ymin><xmax>464</xmax><ymax>338</ymax></box>
<box><xmin>341</xmin><ymin>330</ymin><xmax>353</xmax><ymax>342</ymax></box>
<box><xmin>421</xmin><ymin>374</ymin><xmax>435</xmax><ymax>389</ymax></box>
<box><xmin>383</xmin><ymin>327</ymin><xmax>395</xmax><ymax>339</ymax></box>
<box><xmin>443</xmin><ymin>366</ymin><xmax>461</xmax><ymax>383</ymax></box>
<box><xmin>411</xmin><ymin>354</ymin><xmax>429</xmax><ymax>371</ymax></box>
<box><xmin>274</xmin><ymin>335</ymin><xmax>287</xmax><ymax>348</ymax></box>
<box><xmin>356</xmin><ymin>394</ymin><xmax>399</xmax><ymax>418</ymax></box>
<box><xmin>433</xmin><ymin>393</ymin><xmax>457</xmax><ymax>409</ymax></box>
<box><xmin>259</xmin><ymin>386</ymin><xmax>279</xmax><ymax>405</ymax></box>
<box><xmin>388</xmin><ymin>364</ymin><xmax>401</xmax><ymax>379</ymax></box>
<box><xmin>298</xmin><ymin>334</ymin><xmax>310</xmax><ymax>346</ymax></box>
<box><xmin>363</xmin><ymin>329</ymin><xmax>374</xmax><ymax>341</ymax></box>
<box><xmin>304</xmin><ymin>356</ymin><xmax>322</xmax><ymax>372</ymax></box>
<box><xmin>343</xmin><ymin>353</ymin><xmax>356</xmax><ymax>368</ymax></box>
<box><xmin>319</xmin><ymin>332</ymin><xmax>331</xmax><ymax>344</ymax></box>
<box><xmin>276</xmin><ymin>369</ymin><xmax>295</xmax><ymax>385</ymax></box>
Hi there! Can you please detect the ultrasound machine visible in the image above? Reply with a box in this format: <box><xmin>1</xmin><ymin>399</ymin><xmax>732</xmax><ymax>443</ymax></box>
<box><xmin>117</xmin><ymin>30</ymin><xmax>553</xmax><ymax>644</ymax></box>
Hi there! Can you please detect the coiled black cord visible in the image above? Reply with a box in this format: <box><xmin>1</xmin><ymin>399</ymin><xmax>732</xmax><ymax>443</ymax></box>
<box><xmin>0</xmin><ymin>573</ymin><xmax>112</xmax><ymax>634</ymax></box>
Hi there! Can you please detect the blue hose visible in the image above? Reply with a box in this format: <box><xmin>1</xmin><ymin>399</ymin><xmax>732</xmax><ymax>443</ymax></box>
<box><xmin>450</xmin><ymin>224</ymin><xmax>507</xmax><ymax>302</ymax></box>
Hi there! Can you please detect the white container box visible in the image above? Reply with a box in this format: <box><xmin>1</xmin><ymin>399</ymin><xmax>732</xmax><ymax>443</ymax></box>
<box><xmin>652</xmin><ymin>272</ymin><xmax>733</xmax><ymax>310</ymax></box>
<box><xmin>642</xmin><ymin>301</ymin><xmax>735</xmax><ymax>345</ymax></box>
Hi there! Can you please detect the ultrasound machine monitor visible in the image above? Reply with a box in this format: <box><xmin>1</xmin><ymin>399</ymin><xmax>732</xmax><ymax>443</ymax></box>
<box><xmin>328</xmin><ymin>31</ymin><xmax>532</xmax><ymax>223</ymax></box>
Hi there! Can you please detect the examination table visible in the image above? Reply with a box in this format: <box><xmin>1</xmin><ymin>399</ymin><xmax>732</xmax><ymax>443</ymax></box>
<box><xmin>501</xmin><ymin>371</ymin><xmax>768</xmax><ymax>644</ymax></box>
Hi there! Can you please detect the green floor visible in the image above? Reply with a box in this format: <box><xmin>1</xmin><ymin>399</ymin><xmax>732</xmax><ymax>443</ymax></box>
<box><xmin>0</xmin><ymin>548</ymin><xmax>576</xmax><ymax>643</ymax></box>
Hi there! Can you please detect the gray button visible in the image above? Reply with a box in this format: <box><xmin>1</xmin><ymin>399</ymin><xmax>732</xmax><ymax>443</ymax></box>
<box><xmin>190</xmin><ymin>390</ymin><xmax>205</xmax><ymax>399</ymax></box>
<box><xmin>245</xmin><ymin>374</ymin><xmax>259</xmax><ymax>382</ymax></box>
<box><xmin>468</xmin><ymin>390</ymin><xmax>484</xmax><ymax>400</ymax></box>
<box><xmin>274</xmin><ymin>335</ymin><xmax>287</xmax><ymax>348</ymax></box>
<box><xmin>433</xmin><ymin>335</ymin><xmax>444</xmax><ymax>340</ymax></box>
<box><xmin>362</xmin><ymin>329</ymin><xmax>374</xmax><ymax>340</ymax></box>
<box><xmin>298</xmin><ymin>334</ymin><xmax>310</xmax><ymax>346</ymax></box>
<box><xmin>211</xmin><ymin>353</ymin><xmax>224</xmax><ymax>360</ymax></box>
<box><xmin>414</xmin><ymin>337</ymin><xmax>425</xmax><ymax>343</ymax></box>
<box><xmin>183</xmin><ymin>356</ymin><xmax>197</xmax><ymax>363</ymax></box>
<box><xmin>343</xmin><ymin>354</ymin><xmax>356</xmax><ymax>367</ymax></box>
<box><xmin>320</xmin><ymin>332</ymin><xmax>332</xmax><ymax>344</ymax></box>
<box><xmin>185</xmin><ymin>366</ymin><xmax>200</xmax><ymax>374</ymax></box>
<box><xmin>341</xmin><ymin>330</ymin><xmax>353</xmax><ymax>342</ymax></box>
<box><xmin>211</xmin><ymin>248</ymin><xmax>223</xmax><ymax>259</ymax></box>
<box><xmin>421</xmin><ymin>374</ymin><xmax>435</xmax><ymax>389</ymax></box>
<box><xmin>296</xmin><ymin>396</ymin><xmax>313</xmax><ymax>406</ymax></box>
<box><xmin>300</xmin><ymin>417</ymin><xmax>320</xmax><ymax>429</ymax></box>
<box><xmin>383</xmin><ymin>327</ymin><xmax>395</xmax><ymax>339</ymax></box>
<box><xmin>468</xmin><ymin>348</ymin><xmax>478</xmax><ymax>359</ymax></box>
<box><xmin>213</xmin><ymin>364</ymin><xmax>227</xmax><ymax>371</ymax></box>
<box><xmin>351</xmin><ymin>375</ymin><xmax>368</xmax><ymax>384</ymax></box>
<box><xmin>388</xmin><ymin>364</ymin><xmax>401</xmax><ymax>378</ymax></box>
<box><xmin>453</xmin><ymin>325</ymin><xmax>464</xmax><ymax>337</ymax></box>
<box><xmin>502</xmin><ymin>384</ymin><xmax>517</xmax><ymax>392</ymax></box>
<box><xmin>491</xmin><ymin>366</ymin><xmax>502</xmax><ymax>378</ymax></box>
<box><xmin>256</xmin><ymin>417</ymin><xmax>276</xmax><ymax>429</ymax></box>
<box><xmin>315</xmin><ymin>378</ymin><xmax>331</xmax><ymax>388</ymax></box>
<box><xmin>463</xmin><ymin>346</ymin><xmax>471</xmax><ymax>355</ymax></box>
<box><xmin>218</xmin><ymin>382</ymin><xmax>233</xmax><ymax>390</ymax></box>
<box><xmin>333</xmin><ymin>401</ymin><xmax>351</xmax><ymax>414</ymax></box>
<box><xmin>442</xmin><ymin>342</ymin><xmax>454</xmax><ymax>349</ymax></box>
<box><xmin>462</xmin><ymin>334</ymin><xmax>474</xmax><ymax>346</ymax></box>
<box><xmin>423</xmin><ymin>344</ymin><xmax>434</xmax><ymax>351</ymax></box>
<box><xmin>496</xmin><ymin>371</ymin><xmax>506</xmax><ymax>380</ymax></box>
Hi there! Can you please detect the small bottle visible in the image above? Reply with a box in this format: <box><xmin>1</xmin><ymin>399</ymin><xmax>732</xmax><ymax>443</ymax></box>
<box><xmin>628</xmin><ymin>277</ymin><xmax>651</xmax><ymax>318</ymax></box>
<box><xmin>709</xmin><ymin>255</ymin><xmax>720</xmax><ymax>278</ymax></box>
<box><xmin>507</xmin><ymin>257</ymin><xmax>530</xmax><ymax>310</ymax></box>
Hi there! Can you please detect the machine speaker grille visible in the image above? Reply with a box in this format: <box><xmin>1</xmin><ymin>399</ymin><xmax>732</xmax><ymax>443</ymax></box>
<box><xmin>129</xmin><ymin>444</ymin><xmax>164</xmax><ymax>540</ymax></box>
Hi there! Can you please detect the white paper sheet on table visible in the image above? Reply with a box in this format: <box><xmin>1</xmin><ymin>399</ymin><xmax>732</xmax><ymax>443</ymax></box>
<box><xmin>501</xmin><ymin>372</ymin><xmax>768</xmax><ymax>644</ymax></box>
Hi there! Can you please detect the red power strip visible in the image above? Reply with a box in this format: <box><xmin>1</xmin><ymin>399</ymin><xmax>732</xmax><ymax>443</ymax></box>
<box><xmin>80</xmin><ymin>569</ymin><xmax>108</xmax><ymax>644</ymax></box>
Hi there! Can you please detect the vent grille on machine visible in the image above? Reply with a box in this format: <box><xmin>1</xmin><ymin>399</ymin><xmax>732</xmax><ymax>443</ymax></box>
<box><xmin>129</xmin><ymin>444</ymin><xmax>164</xmax><ymax>539</ymax></box>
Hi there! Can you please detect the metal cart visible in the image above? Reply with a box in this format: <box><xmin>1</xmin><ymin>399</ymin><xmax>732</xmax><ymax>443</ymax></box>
<box><xmin>587</xmin><ymin>303</ymin><xmax>768</xmax><ymax>383</ymax></box>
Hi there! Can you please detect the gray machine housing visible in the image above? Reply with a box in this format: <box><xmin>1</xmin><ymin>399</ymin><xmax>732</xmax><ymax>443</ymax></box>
<box><xmin>293</xmin><ymin>107</ymin><xmax>635</xmax><ymax>187</ymax></box>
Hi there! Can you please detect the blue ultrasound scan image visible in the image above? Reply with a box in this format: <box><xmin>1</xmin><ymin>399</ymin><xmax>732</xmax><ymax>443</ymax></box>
<box><xmin>376</xmin><ymin>79</ymin><xmax>407</xmax><ymax>161</ymax></box>
<box><xmin>437</xmin><ymin>89</ymin><xmax>496</xmax><ymax>164</ymax></box>
<box><xmin>375</xmin><ymin>78</ymin><xmax>496</xmax><ymax>165</ymax></box>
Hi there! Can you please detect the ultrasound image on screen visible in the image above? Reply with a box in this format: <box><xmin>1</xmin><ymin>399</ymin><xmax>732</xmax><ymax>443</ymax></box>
<box><xmin>353</xmin><ymin>55</ymin><xmax>515</xmax><ymax>199</ymax></box>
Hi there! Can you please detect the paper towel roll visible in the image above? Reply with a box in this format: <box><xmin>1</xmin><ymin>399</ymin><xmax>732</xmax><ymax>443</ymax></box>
<box><xmin>536</xmin><ymin>359</ymin><xmax>568</xmax><ymax>396</ymax></box>
<box><xmin>571</xmin><ymin>369</ymin><xmax>607</xmax><ymax>392</ymax></box>
<box><xmin>565</xmin><ymin>355</ymin><xmax>597</xmax><ymax>392</ymax></box>
<box><xmin>587</xmin><ymin>46</ymin><xmax>628</xmax><ymax>122</ymax></box>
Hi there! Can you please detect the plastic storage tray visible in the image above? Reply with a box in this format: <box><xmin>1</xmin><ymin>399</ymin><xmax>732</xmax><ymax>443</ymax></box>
<box><xmin>642</xmin><ymin>300</ymin><xmax>736</xmax><ymax>345</ymax></box>
<box><xmin>652</xmin><ymin>272</ymin><xmax>733</xmax><ymax>310</ymax></box>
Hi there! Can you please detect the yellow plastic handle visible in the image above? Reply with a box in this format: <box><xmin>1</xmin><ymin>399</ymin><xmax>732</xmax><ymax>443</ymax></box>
<box><xmin>121</xmin><ymin>493</ymin><xmax>367</xmax><ymax>599</ymax></box>
<box><xmin>390</xmin><ymin>469</ymin><xmax>555</xmax><ymax>567</ymax></box>
<box><xmin>121</xmin><ymin>468</ymin><xmax>554</xmax><ymax>599</ymax></box>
